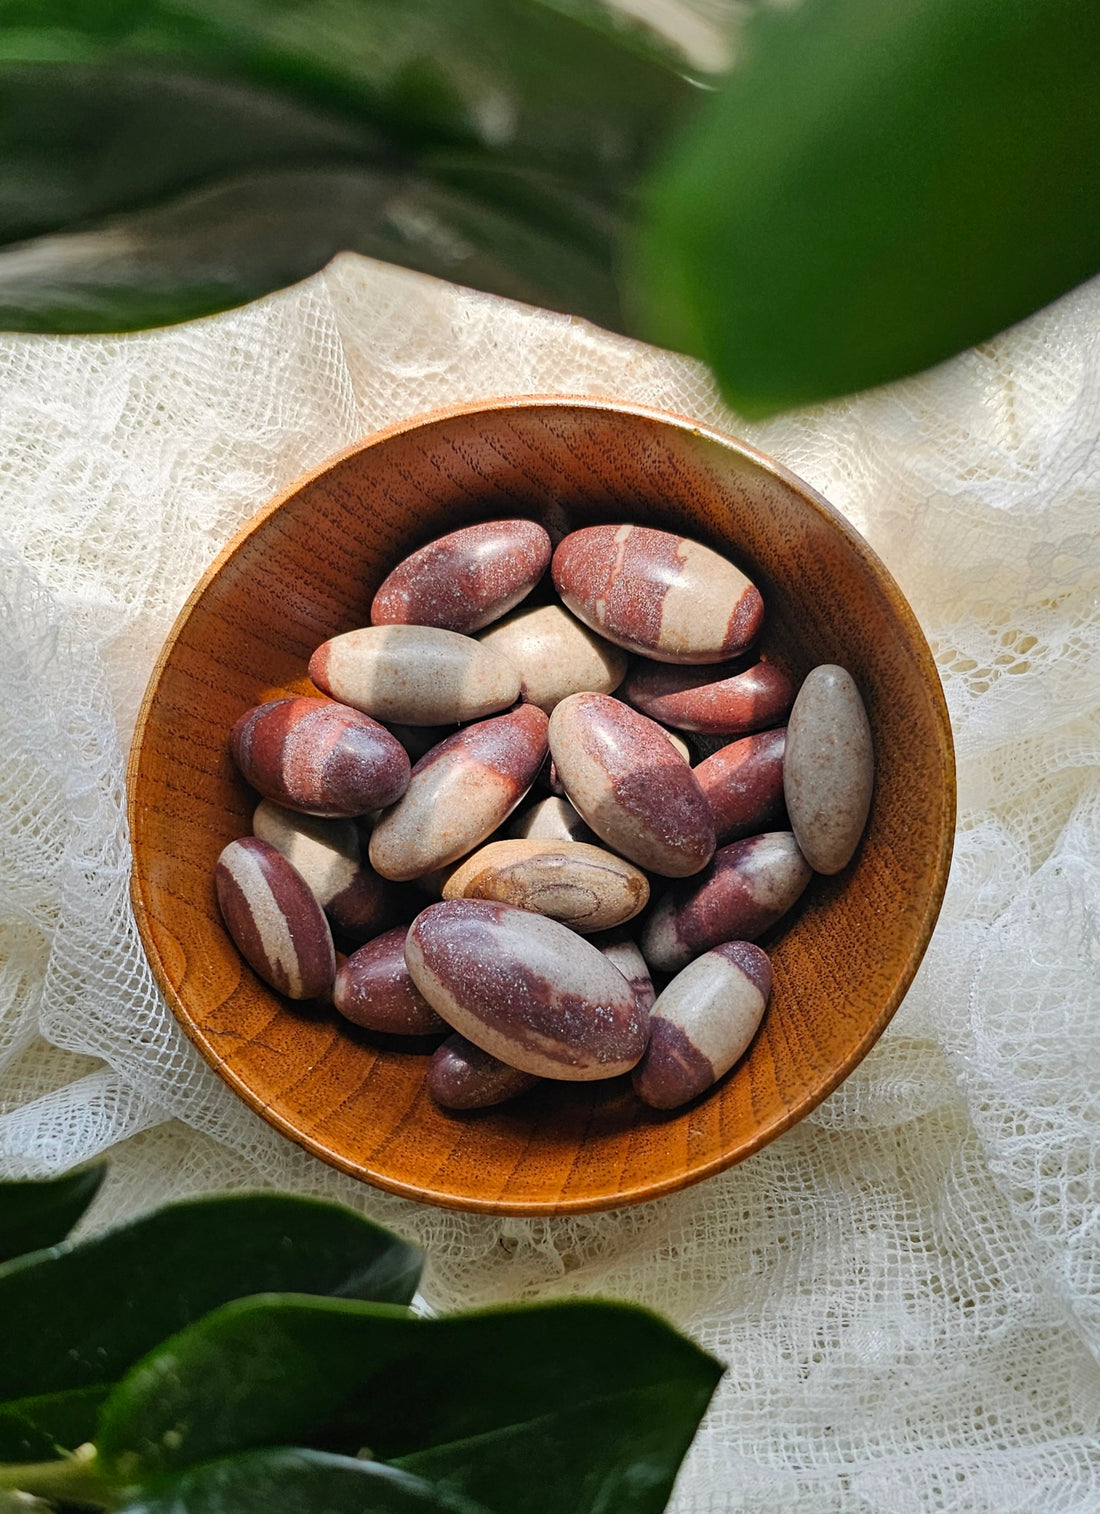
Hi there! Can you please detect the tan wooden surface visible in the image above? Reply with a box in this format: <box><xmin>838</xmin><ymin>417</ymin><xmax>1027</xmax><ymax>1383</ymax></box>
<box><xmin>127</xmin><ymin>397</ymin><xmax>955</xmax><ymax>1215</ymax></box>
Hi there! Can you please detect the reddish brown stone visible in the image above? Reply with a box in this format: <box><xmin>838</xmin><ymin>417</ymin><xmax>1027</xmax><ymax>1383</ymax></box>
<box><xmin>642</xmin><ymin>831</ymin><xmax>811</xmax><ymax>972</ymax></box>
<box><xmin>405</xmin><ymin>900</ymin><xmax>647</xmax><ymax>1079</ymax></box>
<box><xmin>333</xmin><ymin>927</ymin><xmax>448</xmax><ymax>1035</ymax></box>
<box><xmin>231</xmin><ymin>697</ymin><xmax>409</xmax><ymax>818</ymax></box>
<box><xmin>548</xmin><ymin>693</ymin><xmax>714</xmax><ymax>877</ymax></box>
<box><xmin>371</xmin><ymin>519</ymin><xmax>551</xmax><ymax>633</ymax></box>
<box><xmin>623</xmin><ymin>658</ymin><xmax>793</xmax><ymax>735</ymax></box>
<box><xmin>427</xmin><ymin>1034</ymin><xmax>540</xmax><ymax>1110</ymax></box>
<box><xmin>551</xmin><ymin>524</ymin><xmax>762</xmax><ymax>664</ymax></box>
<box><xmin>694</xmin><ymin>728</ymin><xmax>788</xmax><ymax>844</ymax></box>
<box><xmin>215</xmin><ymin>837</ymin><xmax>335</xmax><ymax>999</ymax></box>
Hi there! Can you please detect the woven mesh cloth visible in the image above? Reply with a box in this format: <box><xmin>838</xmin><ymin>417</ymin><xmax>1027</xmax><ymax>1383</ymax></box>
<box><xmin>1</xmin><ymin>251</ymin><xmax>1098</xmax><ymax>1512</ymax></box>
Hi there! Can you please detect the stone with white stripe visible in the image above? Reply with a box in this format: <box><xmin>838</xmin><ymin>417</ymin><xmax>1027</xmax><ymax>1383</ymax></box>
<box><xmin>215</xmin><ymin>837</ymin><xmax>335</xmax><ymax>1000</ymax></box>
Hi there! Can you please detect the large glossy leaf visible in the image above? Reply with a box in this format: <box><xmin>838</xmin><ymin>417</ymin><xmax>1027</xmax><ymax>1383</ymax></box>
<box><xmin>119</xmin><ymin>1448</ymin><xmax>492</xmax><ymax>1514</ymax></box>
<box><xmin>0</xmin><ymin>164</ymin><xmax>622</xmax><ymax>334</ymax></box>
<box><xmin>95</xmin><ymin>1296</ymin><xmax>722</xmax><ymax>1514</ymax></box>
<box><xmin>0</xmin><ymin>1194</ymin><xmax>421</xmax><ymax>1401</ymax></box>
<box><xmin>0</xmin><ymin>1164</ymin><xmax>105</xmax><ymax>1263</ymax></box>
<box><xmin>633</xmin><ymin>0</ymin><xmax>1100</xmax><ymax>416</ymax></box>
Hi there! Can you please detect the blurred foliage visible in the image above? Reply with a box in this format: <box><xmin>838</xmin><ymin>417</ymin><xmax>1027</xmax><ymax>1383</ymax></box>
<box><xmin>0</xmin><ymin>0</ymin><xmax>1096</xmax><ymax>411</ymax></box>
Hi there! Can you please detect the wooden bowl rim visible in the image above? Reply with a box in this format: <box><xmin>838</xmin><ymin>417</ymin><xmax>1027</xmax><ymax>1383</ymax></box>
<box><xmin>127</xmin><ymin>394</ymin><xmax>956</xmax><ymax>1213</ymax></box>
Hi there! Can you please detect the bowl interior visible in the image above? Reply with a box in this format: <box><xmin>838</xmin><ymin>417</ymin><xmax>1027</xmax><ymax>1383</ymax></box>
<box><xmin>128</xmin><ymin>398</ymin><xmax>954</xmax><ymax>1214</ymax></box>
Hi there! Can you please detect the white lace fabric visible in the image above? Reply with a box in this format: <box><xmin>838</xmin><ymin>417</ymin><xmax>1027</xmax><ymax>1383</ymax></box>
<box><xmin>0</xmin><ymin>252</ymin><xmax>1097</xmax><ymax>1513</ymax></box>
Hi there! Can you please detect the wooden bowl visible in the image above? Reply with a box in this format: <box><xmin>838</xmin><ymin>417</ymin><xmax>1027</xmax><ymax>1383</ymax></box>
<box><xmin>128</xmin><ymin>397</ymin><xmax>954</xmax><ymax>1215</ymax></box>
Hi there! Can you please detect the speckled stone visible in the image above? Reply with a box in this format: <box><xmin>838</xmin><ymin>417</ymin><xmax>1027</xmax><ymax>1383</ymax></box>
<box><xmin>333</xmin><ymin>926</ymin><xmax>448</xmax><ymax>1035</ymax></box>
<box><xmin>552</xmin><ymin>524</ymin><xmax>762</xmax><ymax>664</ymax></box>
<box><xmin>784</xmin><ymin>665</ymin><xmax>874</xmax><ymax>874</ymax></box>
<box><xmin>478</xmin><ymin>602</ymin><xmax>628</xmax><ymax>713</ymax></box>
<box><xmin>642</xmin><ymin>831</ymin><xmax>812</xmax><ymax>973</ymax></box>
<box><xmin>309</xmin><ymin>625</ymin><xmax>521</xmax><ymax>725</ymax></box>
<box><xmin>405</xmin><ymin>899</ymin><xmax>647</xmax><ymax>1080</ymax></box>
<box><xmin>548</xmin><ymin>693</ymin><xmax>715</xmax><ymax>877</ymax></box>
<box><xmin>508</xmin><ymin>796</ymin><xmax>596</xmax><ymax>845</ymax></box>
<box><xmin>215</xmin><ymin>837</ymin><xmax>335</xmax><ymax>999</ymax></box>
<box><xmin>252</xmin><ymin>801</ymin><xmax>388</xmax><ymax>941</ymax></box>
<box><xmin>442</xmin><ymin>838</ymin><xmax>649</xmax><ymax>934</ymax></box>
<box><xmin>371</xmin><ymin>519</ymin><xmax>551</xmax><ymax>633</ymax></box>
<box><xmin>694</xmin><ymin>728</ymin><xmax>787</xmax><ymax>845</ymax></box>
<box><xmin>426</xmin><ymin>1034</ymin><xmax>540</xmax><ymax>1110</ymax></box>
<box><xmin>633</xmin><ymin>941</ymin><xmax>772</xmax><ymax>1109</ymax></box>
<box><xmin>231</xmin><ymin>698</ymin><xmax>410</xmax><ymax>818</ymax></box>
<box><xmin>623</xmin><ymin>658</ymin><xmax>793</xmax><ymax>735</ymax></box>
<box><xmin>369</xmin><ymin>705</ymin><xmax>548</xmax><ymax>881</ymax></box>
<box><xmin>547</xmin><ymin>724</ymin><xmax>686</xmax><ymax>799</ymax></box>
<box><xmin>592</xmin><ymin>929</ymin><xmax>656</xmax><ymax>1014</ymax></box>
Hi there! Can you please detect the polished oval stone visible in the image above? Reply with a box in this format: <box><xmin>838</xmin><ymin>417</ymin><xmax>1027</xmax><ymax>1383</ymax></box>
<box><xmin>405</xmin><ymin>900</ymin><xmax>647</xmax><ymax>1080</ymax></box>
<box><xmin>442</xmin><ymin>839</ymin><xmax>649</xmax><ymax>934</ymax></box>
<box><xmin>642</xmin><ymin>831</ymin><xmax>811</xmax><ymax>973</ymax></box>
<box><xmin>508</xmin><ymin>796</ymin><xmax>596</xmax><ymax>845</ymax></box>
<box><xmin>633</xmin><ymin>942</ymin><xmax>772</xmax><ymax>1109</ymax></box>
<box><xmin>694</xmin><ymin>727</ymin><xmax>787</xmax><ymax>845</ymax></box>
<box><xmin>478</xmin><ymin>602</ymin><xmax>627</xmax><ymax>713</ymax></box>
<box><xmin>427</xmin><ymin>1033</ymin><xmax>540</xmax><ymax>1110</ymax></box>
<box><xmin>784</xmin><ymin>665</ymin><xmax>874</xmax><ymax>874</ymax></box>
<box><xmin>369</xmin><ymin>705</ymin><xmax>548</xmax><ymax>881</ymax></box>
<box><xmin>333</xmin><ymin>926</ymin><xmax>448</xmax><ymax>1035</ymax></box>
<box><xmin>371</xmin><ymin>519</ymin><xmax>551</xmax><ymax>634</ymax></box>
<box><xmin>593</xmin><ymin>929</ymin><xmax>656</xmax><ymax>1013</ymax></box>
<box><xmin>252</xmin><ymin>801</ymin><xmax>388</xmax><ymax>940</ymax></box>
<box><xmin>552</xmin><ymin>524</ymin><xmax>762</xmax><ymax>664</ymax></box>
<box><xmin>546</xmin><ymin>723</ymin><xmax>688</xmax><ymax>798</ymax></box>
<box><xmin>215</xmin><ymin>837</ymin><xmax>335</xmax><ymax>1000</ymax></box>
<box><xmin>623</xmin><ymin>658</ymin><xmax>793</xmax><ymax>735</ymax></box>
<box><xmin>231</xmin><ymin>697</ymin><xmax>410</xmax><ymax>818</ymax></box>
<box><xmin>309</xmin><ymin>625</ymin><xmax>520</xmax><ymax>726</ymax></box>
<box><xmin>548</xmin><ymin>693</ymin><xmax>715</xmax><ymax>877</ymax></box>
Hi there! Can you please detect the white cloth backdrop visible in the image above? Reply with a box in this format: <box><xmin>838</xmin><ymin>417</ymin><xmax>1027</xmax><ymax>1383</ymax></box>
<box><xmin>0</xmin><ymin>251</ymin><xmax>1097</xmax><ymax>1513</ymax></box>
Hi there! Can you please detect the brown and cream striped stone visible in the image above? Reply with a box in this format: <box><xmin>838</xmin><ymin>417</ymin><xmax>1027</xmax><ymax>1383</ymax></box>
<box><xmin>442</xmin><ymin>839</ymin><xmax>649</xmax><ymax>934</ymax></box>
<box><xmin>371</xmin><ymin>518</ymin><xmax>551</xmax><ymax>634</ymax></box>
<box><xmin>784</xmin><ymin>665</ymin><xmax>874</xmax><ymax>874</ymax></box>
<box><xmin>551</xmin><ymin>524</ymin><xmax>762</xmax><ymax>664</ymax></box>
<box><xmin>427</xmin><ymin>1034</ymin><xmax>540</xmax><ymax>1110</ymax></box>
<box><xmin>642</xmin><ymin>831</ymin><xmax>812</xmax><ymax>973</ymax></box>
<box><xmin>405</xmin><ymin>900</ymin><xmax>647</xmax><ymax>1080</ymax></box>
<box><xmin>231</xmin><ymin>698</ymin><xmax>410</xmax><ymax>818</ymax></box>
<box><xmin>694</xmin><ymin>728</ymin><xmax>788</xmax><ymax>845</ymax></box>
<box><xmin>333</xmin><ymin>926</ymin><xmax>448</xmax><ymax>1035</ymax></box>
<box><xmin>215</xmin><ymin>837</ymin><xmax>335</xmax><ymax>1000</ymax></box>
<box><xmin>252</xmin><ymin>801</ymin><xmax>388</xmax><ymax>940</ymax></box>
<box><xmin>548</xmin><ymin>693</ymin><xmax>714</xmax><ymax>877</ymax></box>
<box><xmin>369</xmin><ymin>705</ymin><xmax>548</xmax><ymax>881</ymax></box>
<box><xmin>478</xmin><ymin>602</ymin><xmax>628</xmax><ymax>713</ymax></box>
<box><xmin>633</xmin><ymin>941</ymin><xmax>772</xmax><ymax>1109</ymax></box>
<box><xmin>623</xmin><ymin>658</ymin><xmax>793</xmax><ymax>735</ymax></box>
<box><xmin>309</xmin><ymin>625</ymin><xmax>521</xmax><ymax>725</ymax></box>
<box><xmin>593</xmin><ymin>929</ymin><xmax>656</xmax><ymax>1014</ymax></box>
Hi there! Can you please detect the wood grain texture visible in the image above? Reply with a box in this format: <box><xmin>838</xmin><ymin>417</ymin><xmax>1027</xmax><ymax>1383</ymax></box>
<box><xmin>127</xmin><ymin>398</ymin><xmax>956</xmax><ymax>1215</ymax></box>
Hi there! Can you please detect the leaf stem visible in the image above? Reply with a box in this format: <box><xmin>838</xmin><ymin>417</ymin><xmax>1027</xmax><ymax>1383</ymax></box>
<box><xmin>0</xmin><ymin>1444</ymin><xmax>118</xmax><ymax>1508</ymax></box>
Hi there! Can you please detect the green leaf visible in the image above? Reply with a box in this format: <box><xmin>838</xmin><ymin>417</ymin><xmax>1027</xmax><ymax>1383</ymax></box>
<box><xmin>0</xmin><ymin>1164</ymin><xmax>105</xmax><ymax>1263</ymax></box>
<box><xmin>0</xmin><ymin>1387</ymin><xmax>109</xmax><ymax>1461</ymax></box>
<box><xmin>632</xmin><ymin>0</ymin><xmax>1100</xmax><ymax>416</ymax></box>
<box><xmin>95</xmin><ymin>1296</ymin><xmax>722</xmax><ymax>1514</ymax></box>
<box><xmin>0</xmin><ymin>1194</ymin><xmax>422</xmax><ymax>1402</ymax></box>
<box><xmin>119</xmin><ymin>1448</ymin><xmax>492</xmax><ymax>1514</ymax></box>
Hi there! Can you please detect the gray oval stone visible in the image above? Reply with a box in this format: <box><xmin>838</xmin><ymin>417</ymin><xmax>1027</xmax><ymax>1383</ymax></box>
<box><xmin>784</xmin><ymin>665</ymin><xmax>874</xmax><ymax>874</ymax></box>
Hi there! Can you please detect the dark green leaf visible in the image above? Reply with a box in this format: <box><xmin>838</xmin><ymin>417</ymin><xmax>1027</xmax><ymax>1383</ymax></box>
<box><xmin>119</xmin><ymin>1448</ymin><xmax>491</xmax><ymax>1514</ymax></box>
<box><xmin>632</xmin><ymin>0</ymin><xmax>1100</xmax><ymax>416</ymax></box>
<box><xmin>0</xmin><ymin>1164</ymin><xmax>105</xmax><ymax>1262</ymax></box>
<box><xmin>0</xmin><ymin>1194</ymin><xmax>422</xmax><ymax>1401</ymax></box>
<box><xmin>0</xmin><ymin>1386</ymin><xmax>109</xmax><ymax>1461</ymax></box>
<box><xmin>0</xmin><ymin>164</ymin><xmax>622</xmax><ymax>333</ymax></box>
<box><xmin>95</xmin><ymin>1296</ymin><xmax>721</xmax><ymax>1514</ymax></box>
